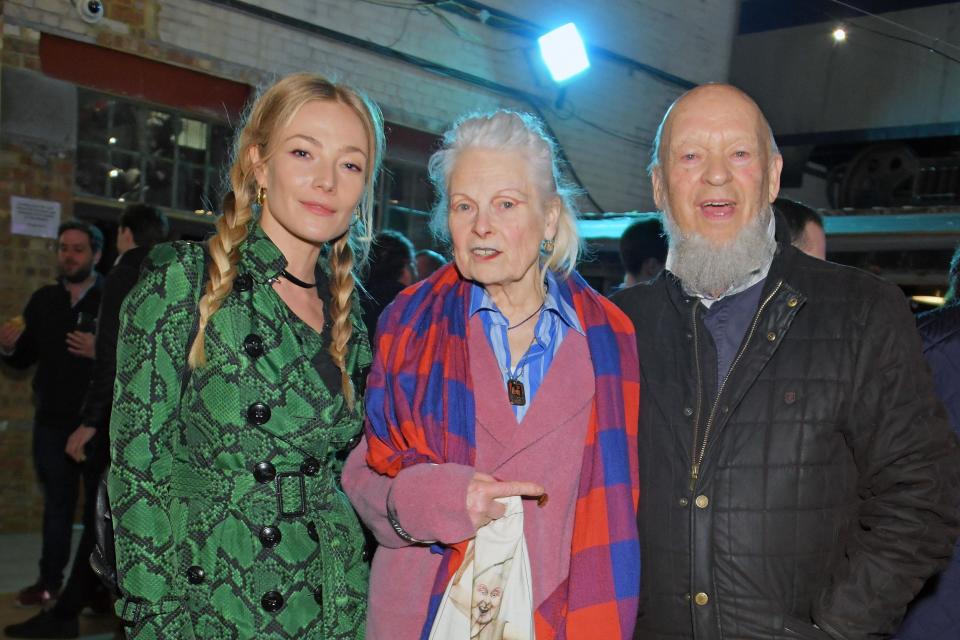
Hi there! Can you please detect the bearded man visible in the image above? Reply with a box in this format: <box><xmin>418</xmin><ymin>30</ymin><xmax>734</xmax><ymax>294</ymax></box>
<box><xmin>612</xmin><ymin>84</ymin><xmax>960</xmax><ymax>640</ymax></box>
<box><xmin>1</xmin><ymin>220</ymin><xmax>104</xmax><ymax>609</ymax></box>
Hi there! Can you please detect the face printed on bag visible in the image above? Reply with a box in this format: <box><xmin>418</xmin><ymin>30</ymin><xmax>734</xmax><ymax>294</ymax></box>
<box><xmin>473</xmin><ymin>576</ymin><xmax>504</xmax><ymax>625</ymax></box>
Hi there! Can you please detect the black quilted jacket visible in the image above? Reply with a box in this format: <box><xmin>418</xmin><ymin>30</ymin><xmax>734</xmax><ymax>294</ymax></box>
<box><xmin>612</xmin><ymin>228</ymin><xmax>960</xmax><ymax>640</ymax></box>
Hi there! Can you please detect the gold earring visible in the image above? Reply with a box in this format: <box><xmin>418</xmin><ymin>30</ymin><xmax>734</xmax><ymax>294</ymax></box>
<box><xmin>256</xmin><ymin>187</ymin><xmax>266</xmax><ymax>206</ymax></box>
<box><xmin>541</xmin><ymin>238</ymin><xmax>555</xmax><ymax>254</ymax></box>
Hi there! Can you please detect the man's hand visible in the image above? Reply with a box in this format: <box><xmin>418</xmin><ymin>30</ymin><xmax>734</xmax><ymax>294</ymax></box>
<box><xmin>66</xmin><ymin>425</ymin><xmax>97</xmax><ymax>463</ymax></box>
<box><xmin>0</xmin><ymin>318</ymin><xmax>25</xmax><ymax>353</ymax></box>
<box><xmin>465</xmin><ymin>472</ymin><xmax>545</xmax><ymax>530</ymax></box>
<box><xmin>66</xmin><ymin>331</ymin><xmax>95</xmax><ymax>359</ymax></box>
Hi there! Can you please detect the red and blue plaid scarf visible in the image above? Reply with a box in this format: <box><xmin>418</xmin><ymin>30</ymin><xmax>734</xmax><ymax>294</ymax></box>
<box><xmin>364</xmin><ymin>264</ymin><xmax>641</xmax><ymax>639</ymax></box>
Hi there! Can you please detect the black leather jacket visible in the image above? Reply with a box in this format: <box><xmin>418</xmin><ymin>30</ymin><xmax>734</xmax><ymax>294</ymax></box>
<box><xmin>613</xmin><ymin>226</ymin><xmax>960</xmax><ymax>640</ymax></box>
<box><xmin>80</xmin><ymin>246</ymin><xmax>150</xmax><ymax>432</ymax></box>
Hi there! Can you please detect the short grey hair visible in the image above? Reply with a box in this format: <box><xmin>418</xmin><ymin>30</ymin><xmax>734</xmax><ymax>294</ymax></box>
<box><xmin>427</xmin><ymin>110</ymin><xmax>582</xmax><ymax>276</ymax></box>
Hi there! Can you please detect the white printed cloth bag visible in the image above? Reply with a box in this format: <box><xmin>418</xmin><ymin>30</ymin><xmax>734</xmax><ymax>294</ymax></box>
<box><xmin>429</xmin><ymin>496</ymin><xmax>535</xmax><ymax>640</ymax></box>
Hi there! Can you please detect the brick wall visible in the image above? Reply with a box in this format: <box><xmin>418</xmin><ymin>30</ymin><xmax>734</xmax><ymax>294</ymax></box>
<box><xmin>0</xmin><ymin>20</ymin><xmax>76</xmax><ymax>533</ymax></box>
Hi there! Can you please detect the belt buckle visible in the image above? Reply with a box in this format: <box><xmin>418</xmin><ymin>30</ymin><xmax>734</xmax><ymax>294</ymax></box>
<box><xmin>275</xmin><ymin>471</ymin><xmax>306</xmax><ymax>518</ymax></box>
<box><xmin>119</xmin><ymin>599</ymin><xmax>143</xmax><ymax>627</ymax></box>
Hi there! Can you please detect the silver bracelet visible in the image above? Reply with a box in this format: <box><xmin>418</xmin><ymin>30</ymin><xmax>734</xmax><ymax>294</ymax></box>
<box><xmin>385</xmin><ymin>484</ymin><xmax>437</xmax><ymax>545</ymax></box>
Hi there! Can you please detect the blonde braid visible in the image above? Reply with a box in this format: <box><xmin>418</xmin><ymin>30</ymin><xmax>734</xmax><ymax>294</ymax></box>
<box><xmin>187</xmin><ymin>187</ymin><xmax>253</xmax><ymax>368</ymax></box>
<box><xmin>327</xmin><ymin>232</ymin><xmax>357</xmax><ymax>409</ymax></box>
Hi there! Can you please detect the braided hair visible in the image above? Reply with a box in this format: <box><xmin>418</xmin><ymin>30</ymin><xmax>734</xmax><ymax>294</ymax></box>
<box><xmin>189</xmin><ymin>73</ymin><xmax>384</xmax><ymax>409</ymax></box>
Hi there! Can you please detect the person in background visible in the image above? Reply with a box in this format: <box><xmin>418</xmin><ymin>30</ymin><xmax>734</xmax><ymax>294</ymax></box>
<box><xmin>415</xmin><ymin>248</ymin><xmax>447</xmax><ymax>281</ymax></box>
<box><xmin>343</xmin><ymin>109</ymin><xmax>640</xmax><ymax>639</ymax></box>
<box><xmin>775</xmin><ymin>197</ymin><xmax>826</xmax><ymax>259</ymax></box>
<box><xmin>612</xmin><ymin>83</ymin><xmax>959</xmax><ymax>639</ymax></box>
<box><xmin>5</xmin><ymin>204</ymin><xmax>169</xmax><ymax>639</ymax></box>
<box><xmin>0</xmin><ymin>221</ymin><xmax>104</xmax><ymax>610</ymax></box>
<box><xmin>108</xmin><ymin>72</ymin><xmax>383</xmax><ymax>639</ymax></box>
<box><xmin>618</xmin><ymin>215</ymin><xmax>668</xmax><ymax>289</ymax></box>
<box><xmin>897</xmin><ymin>245</ymin><xmax>960</xmax><ymax>640</ymax></box>
<box><xmin>361</xmin><ymin>229</ymin><xmax>416</xmax><ymax>340</ymax></box>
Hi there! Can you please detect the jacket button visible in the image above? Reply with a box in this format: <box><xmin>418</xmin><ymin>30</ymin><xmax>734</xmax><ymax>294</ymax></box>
<box><xmin>787</xmin><ymin>297</ymin><xmax>799</xmax><ymax>308</ymax></box>
<box><xmin>186</xmin><ymin>565</ymin><xmax>205</xmax><ymax>584</ymax></box>
<box><xmin>300</xmin><ymin>457</ymin><xmax>320</xmax><ymax>476</ymax></box>
<box><xmin>243</xmin><ymin>334</ymin><xmax>265</xmax><ymax>358</ymax></box>
<box><xmin>695</xmin><ymin>495</ymin><xmax>709</xmax><ymax>509</ymax></box>
<box><xmin>766</xmin><ymin>331</ymin><xmax>777</xmax><ymax>342</ymax></box>
<box><xmin>314</xmin><ymin>586</ymin><xmax>323</xmax><ymax>606</ymax></box>
<box><xmin>253</xmin><ymin>461</ymin><xmax>276</xmax><ymax>483</ymax></box>
<box><xmin>679</xmin><ymin>497</ymin><xmax>689</xmax><ymax>507</ymax></box>
<box><xmin>259</xmin><ymin>525</ymin><xmax>282</xmax><ymax>548</ymax></box>
<box><xmin>234</xmin><ymin>274</ymin><xmax>253</xmax><ymax>292</ymax></box>
<box><xmin>694</xmin><ymin>592</ymin><xmax>709</xmax><ymax>606</ymax></box>
<box><xmin>346</xmin><ymin>434</ymin><xmax>362</xmax><ymax>450</ymax></box>
<box><xmin>307</xmin><ymin>521</ymin><xmax>319</xmax><ymax>542</ymax></box>
<box><xmin>683</xmin><ymin>407</ymin><xmax>693</xmax><ymax>417</ymax></box>
<box><xmin>261</xmin><ymin>591</ymin><xmax>284</xmax><ymax>612</ymax></box>
<box><xmin>247</xmin><ymin>402</ymin><xmax>271</xmax><ymax>425</ymax></box>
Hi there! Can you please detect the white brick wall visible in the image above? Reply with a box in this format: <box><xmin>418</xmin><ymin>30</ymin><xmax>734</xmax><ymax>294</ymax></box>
<box><xmin>3</xmin><ymin>0</ymin><xmax>739</xmax><ymax>212</ymax></box>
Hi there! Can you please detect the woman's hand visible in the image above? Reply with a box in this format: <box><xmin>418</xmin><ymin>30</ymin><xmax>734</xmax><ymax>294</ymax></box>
<box><xmin>466</xmin><ymin>472</ymin><xmax>544</xmax><ymax>530</ymax></box>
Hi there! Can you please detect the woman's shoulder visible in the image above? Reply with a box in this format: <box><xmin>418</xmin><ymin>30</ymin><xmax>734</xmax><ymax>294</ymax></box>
<box><xmin>143</xmin><ymin>241</ymin><xmax>207</xmax><ymax>275</ymax></box>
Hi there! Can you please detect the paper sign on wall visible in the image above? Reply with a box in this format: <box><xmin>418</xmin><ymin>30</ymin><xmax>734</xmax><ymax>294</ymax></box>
<box><xmin>10</xmin><ymin>196</ymin><xmax>61</xmax><ymax>239</ymax></box>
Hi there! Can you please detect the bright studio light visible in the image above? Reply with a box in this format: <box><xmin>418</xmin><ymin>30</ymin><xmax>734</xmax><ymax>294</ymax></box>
<box><xmin>911</xmin><ymin>295</ymin><xmax>945</xmax><ymax>306</ymax></box>
<box><xmin>832</xmin><ymin>27</ymin><xmax>847</xmax><ymax>42</ymax></box>
<box><xmin>538</xmin><ymin>23</ymin><xmax>590</xmax><ymax>83</ymax></box>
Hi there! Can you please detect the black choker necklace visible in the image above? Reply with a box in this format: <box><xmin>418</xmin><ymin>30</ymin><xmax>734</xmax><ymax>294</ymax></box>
<box><xmin>280</xmin><ymin>269</ymin><xmax>316</xmax><ymax>288</ymax></box>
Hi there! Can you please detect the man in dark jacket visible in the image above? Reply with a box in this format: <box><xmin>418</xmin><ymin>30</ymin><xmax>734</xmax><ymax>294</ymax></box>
<box><xmin>612</xmin><ymin>84</ymin><xmax>959</xmax><ymax>640</ymax></box>
<box><xmin>5</xmin><ymin>204</ymin><xmax>169</xmax><ymax>638</ymax></box>
<box><xmin>897</xmin><ymin>246</ymin><xmax>960</xmax><ymax>640</ymax></box>
<box><xmin>0</xmin><ymin>221</ymin><xmax>104</xmax><ymax>609</ymax></box>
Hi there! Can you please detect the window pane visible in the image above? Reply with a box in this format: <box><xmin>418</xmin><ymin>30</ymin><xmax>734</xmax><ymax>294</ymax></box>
<box><xmin>177</xmin><ymin>118</ymin><xmax>209</xmax><ymax>165</ymax></box>
<box><xmin>209</xmin><ymin>124</ymin><xmax>232</xmax><ymax>179</ymax></box>
<box><xmin>205</xmin><ymin>169</ymin><xmax>226</xmax><ymax>212</ymax></box>
<box><xmin>176</xmin><ymin>164</ymin><xmax>206</xmax><ymax>211</ymax></box>
<box><xmin>111</xmin><ymin>102</ymin><xmax>140</xmax><ymax>152</ymax></box>
<box><xmin>108</xmin><ymin>152</ymin><xmax>143</xmax><ymax>201</ymax></box>
<box><xmin>145</xmin><ymin>111</ymin><xmax>175</xmax><ymax>159</ymax></box>
<box><xmin>77</xmin><ymin>93</ymin><xmax>111</xmax><ymax>146</ymax></box>
<box><xmin>144</xmin><ymin>159</ymin><xmax>173</xmax><ymax>206</ymax></box>
<box><xmin>76</xmin><ymin>145</ymin><xmax>109</xmax><ymax>197</ymax></box>
<box><xmin>384</xmin><ymin>161</ymin><xmax>434</xmax><ymax>211</ymax></box>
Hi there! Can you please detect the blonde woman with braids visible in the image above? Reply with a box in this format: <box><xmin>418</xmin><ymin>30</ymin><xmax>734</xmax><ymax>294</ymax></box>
<box><xmin>108</xmin><ymin>73</ymin><xmax>383</xmax><ymax>639</ymax></box>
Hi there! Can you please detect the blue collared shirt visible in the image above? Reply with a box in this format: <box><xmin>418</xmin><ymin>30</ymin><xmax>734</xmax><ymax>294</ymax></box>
<box><xmin>469</xmin><ymin>270</ymin><xmax>584</xmax><ymax>421</ymax></box>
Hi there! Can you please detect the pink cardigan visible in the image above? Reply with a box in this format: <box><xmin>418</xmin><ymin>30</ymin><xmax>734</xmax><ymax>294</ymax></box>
<box><xmin>342</xmin><ymin>315</ymin><xmax>596</xmax><ymax>639</ymax></box>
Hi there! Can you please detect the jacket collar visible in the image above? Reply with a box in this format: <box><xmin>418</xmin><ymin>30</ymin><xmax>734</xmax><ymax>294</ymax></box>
<box><xmin>238</xmin><ymin>222</ymin><xmax>289</xmax><ymax>285</ymax></box>
<box><xmin>117</xmin><ymin>245</ymin><xmax>151</xmax><ymax>268</ymax></box>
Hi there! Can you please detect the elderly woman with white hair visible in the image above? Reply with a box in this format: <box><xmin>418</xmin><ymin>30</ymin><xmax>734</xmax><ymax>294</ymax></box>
<box><xmin>342</xmin><ymin>110</ymin><xmax>641</xmax><ymax>640</ymax></box>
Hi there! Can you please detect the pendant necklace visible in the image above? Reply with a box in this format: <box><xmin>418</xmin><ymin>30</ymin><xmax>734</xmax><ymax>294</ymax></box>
<box><xmin>504</xmin><ymin>302</ymin><xmax>544</xmax><ymax>406</ymax></box>
<box><xmin>506</xmin><ymin>333</ymin><xmax>539</xmax><ymax>406</ymax></box>
<box><xmin>279</xmin><ymin>269</ymin><xmax>316</xmax><ymax>288</ymax></box>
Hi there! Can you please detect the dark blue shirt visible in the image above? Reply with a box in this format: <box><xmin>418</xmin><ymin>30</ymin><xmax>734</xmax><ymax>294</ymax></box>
<box><xmin>702</xmin><ymin>278</ymin><xmax>766</xmax><ymax>385</ymax></box>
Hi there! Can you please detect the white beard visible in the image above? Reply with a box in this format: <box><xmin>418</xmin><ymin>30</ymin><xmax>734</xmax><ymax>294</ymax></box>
<box><xmin>662</xmin><ymin>204</ymin><xmax>776</xmax><ymax>298</ymax></box>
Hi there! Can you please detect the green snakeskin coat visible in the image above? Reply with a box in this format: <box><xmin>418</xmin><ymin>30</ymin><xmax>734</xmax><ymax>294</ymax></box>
<box><xmin>108</xmin><ymin>225</ymin><xmax>370</xmax><ymax>639</ymax></box>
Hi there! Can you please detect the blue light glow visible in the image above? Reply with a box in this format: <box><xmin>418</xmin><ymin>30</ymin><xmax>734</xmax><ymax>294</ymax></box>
<box><xmin>538</xmin><ymin>23</ymin><xmax>590</xmax><ymax>83</ymax></box>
